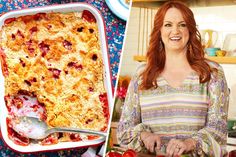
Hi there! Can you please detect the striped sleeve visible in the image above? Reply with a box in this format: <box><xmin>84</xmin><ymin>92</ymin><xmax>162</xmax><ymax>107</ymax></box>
<box><xmin>192</xmin><ymin>64</ymin><xmax>229</xmax><ymax>156</ymax></box>
<box><xmin>117</xmin><ymin>68</ymin><xmax>152</xmax><ymax>152</ymax></box>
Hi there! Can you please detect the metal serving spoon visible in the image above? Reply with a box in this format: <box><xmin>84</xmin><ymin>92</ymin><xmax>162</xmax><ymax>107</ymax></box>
<box><xmin>11</xmin><ymin>116</ymin><xmax>107</xmax><ymax>140</ymax></box>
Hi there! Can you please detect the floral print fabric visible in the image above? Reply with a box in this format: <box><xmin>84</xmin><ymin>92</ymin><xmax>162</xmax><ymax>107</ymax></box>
<box><xmin>117</xmin><ymin>62</ymin><xmax>229</xmax><ymax>157</ymax></box>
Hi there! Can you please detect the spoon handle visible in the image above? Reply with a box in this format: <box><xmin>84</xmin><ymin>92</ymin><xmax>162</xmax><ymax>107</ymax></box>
<box><xmin>47</xmin><ymin>127</ymin><xmax>107</xmax><ymax>137</ymax></box>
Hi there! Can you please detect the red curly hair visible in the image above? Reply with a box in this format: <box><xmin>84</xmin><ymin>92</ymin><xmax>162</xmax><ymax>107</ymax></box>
<box><xmin>140</xmin><ymin>1</ymin><xmax>212</xmax><ymax>90</ymax></box>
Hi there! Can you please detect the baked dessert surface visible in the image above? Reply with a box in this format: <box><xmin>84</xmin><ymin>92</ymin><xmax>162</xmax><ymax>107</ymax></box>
<box><xmin>0</xmin><ymin>12</ymin><xmax>108</xmax><ymax>134</ymax></box>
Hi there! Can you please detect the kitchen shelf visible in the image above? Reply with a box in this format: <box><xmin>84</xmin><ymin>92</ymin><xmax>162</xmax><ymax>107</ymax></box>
<box><xmin>133</xmin><ymin>55</ymin><xmax>146</xmax><ymax>62</ymax></box>
<box><xmin>206</xmin><ymin>56</ymin><xmax>236</xmax><ymax>64</ymax></box>
<box><xmin>133</xmin><ymin>55</ymin><xmax>236</xmax><ymax>64</ymax></box>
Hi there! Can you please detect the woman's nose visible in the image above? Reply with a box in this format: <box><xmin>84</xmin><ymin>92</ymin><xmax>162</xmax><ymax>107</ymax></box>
<box><xmin>172</xmin><ymin>25</ymin><xmax>180</xmax><ymax>33</ymax></box>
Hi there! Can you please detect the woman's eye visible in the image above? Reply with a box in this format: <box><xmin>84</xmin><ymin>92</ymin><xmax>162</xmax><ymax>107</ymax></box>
<box><xmin>179</xmin><ymin>23</ymin><xmax>187</xmax><ymax>27</ymax></box>
<box><xmin>164</xmin><ymin>23</ymin><xmax>171</xmax><ymax>27</ymax></box>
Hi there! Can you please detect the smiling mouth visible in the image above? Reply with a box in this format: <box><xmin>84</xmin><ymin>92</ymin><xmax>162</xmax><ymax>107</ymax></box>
<box><xmin>170</xmin><ymin>36</ymin><xmax>182</xmax><ymax>41</ymax></box>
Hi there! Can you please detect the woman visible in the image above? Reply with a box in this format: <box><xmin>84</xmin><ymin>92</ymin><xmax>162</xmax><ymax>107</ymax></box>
<box><xmin>117</xmin><ymin>1</ymin><xmax>229</xmax><ymax>157</ymax></box>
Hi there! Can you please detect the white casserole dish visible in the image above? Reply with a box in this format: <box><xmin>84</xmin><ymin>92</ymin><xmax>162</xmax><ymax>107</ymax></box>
<box><xmin>0</xmin><ymin>3</ymin><xmax>113</xmax><ymax>153</ymax></box>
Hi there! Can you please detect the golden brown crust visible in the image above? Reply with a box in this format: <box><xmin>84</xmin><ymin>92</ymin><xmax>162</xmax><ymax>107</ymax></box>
<box><xmin>1</xmin><ymin>12</ymin><xmax>107</xmax><ymax>132</ymax></box>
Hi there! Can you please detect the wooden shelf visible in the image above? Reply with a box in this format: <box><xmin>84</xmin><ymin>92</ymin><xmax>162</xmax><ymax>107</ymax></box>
<box><xmin>133</xmin><ymin>55</ymin><xmax>146</xmax><ymax>62</ymax></box>
<box><xmin>133</xmin><ymin>55</ymin><xmax>236</xmax><ymax>64</ymax></box>
<box><xmin>205</xmin><ymin>56</ymin><xmax>236</xmax><ymax>64</ymax></box>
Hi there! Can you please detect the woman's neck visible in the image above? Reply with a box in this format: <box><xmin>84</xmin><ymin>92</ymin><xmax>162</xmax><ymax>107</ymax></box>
<box><xmin>164</xmin><ymin>49</ymin><xmax>190</xmax><ymax>71</ymax></box>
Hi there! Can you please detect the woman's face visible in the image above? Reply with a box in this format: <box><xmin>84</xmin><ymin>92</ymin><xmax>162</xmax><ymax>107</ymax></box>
<box><xmin>161</xmin><ymin>7</ymin><xmax>189</xmax><ymax>53</ymax></box>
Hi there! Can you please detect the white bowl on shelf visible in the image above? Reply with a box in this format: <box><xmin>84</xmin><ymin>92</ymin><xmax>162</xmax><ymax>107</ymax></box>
<box><xmin>223</xmin><ymin>34</ymin><xmax>236</xmax><ymax>56</ymax></box>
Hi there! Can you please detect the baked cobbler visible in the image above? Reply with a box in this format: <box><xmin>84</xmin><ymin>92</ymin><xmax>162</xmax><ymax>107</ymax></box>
<box><xmin>0</xmin><ymin>10</ymin><xmax>109</xmax><ymax>145</ymax></box>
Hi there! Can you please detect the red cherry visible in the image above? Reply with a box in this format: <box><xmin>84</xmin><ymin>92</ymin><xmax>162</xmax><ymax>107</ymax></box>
<box><xmin>82</xmin><ymin>10</ymin><xmax>96</xmax><ymax>23</ymax></box>
<box><xmin>4</xmin><ymin>17</ymin><xmax>16</xmax><ymax>24</ymax></box>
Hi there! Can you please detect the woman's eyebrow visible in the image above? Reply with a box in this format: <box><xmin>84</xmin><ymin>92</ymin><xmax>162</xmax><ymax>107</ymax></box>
<box><xmin>163</xmin><ymin>21</ymin><xmax>185</xmax><ymax>23</ymax></box>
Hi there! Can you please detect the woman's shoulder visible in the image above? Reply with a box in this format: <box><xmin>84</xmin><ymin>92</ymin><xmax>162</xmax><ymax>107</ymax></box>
<box><xmin>206</xmin><ymin>60</ymin><xmax>221</xmax><ymax>69</ymax></box>
<box><xmin>135</xmin><ymin>63</ymin><xmax>146</xmax><ymax>75</ymax></box>
<box><xmin>206</xmin><ymin>60</ymin><xmax>225</xmax><ymax>78</ymax></box>
<box><xmin>131</xmin><ymin>64</ymin><xmax>146</xmax><ymax>83</ymax></box>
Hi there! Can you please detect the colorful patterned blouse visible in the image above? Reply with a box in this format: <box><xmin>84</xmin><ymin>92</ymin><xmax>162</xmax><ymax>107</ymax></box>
<box><xmin>117</xmin><ymin>61</ymin><xmax>229</xmax><ymax>157</ymax></box>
